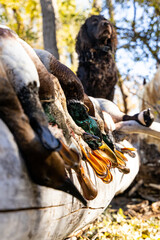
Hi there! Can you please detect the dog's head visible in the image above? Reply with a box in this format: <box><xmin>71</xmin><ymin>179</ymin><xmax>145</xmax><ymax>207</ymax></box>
<box><xmin>76</xmin><ymin>15</ymin><xmax>117</xmax><ymax>54</ymax></box>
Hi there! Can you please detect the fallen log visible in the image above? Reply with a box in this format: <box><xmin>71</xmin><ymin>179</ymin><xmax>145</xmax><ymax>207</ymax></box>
<box><xmin>115</xmin><ymin>121</ymin><xmax>160</xmax><ymax>139</ymax></box>
<box><xmin>0</xmin><ymin>119</ymin><xmax>139</xmax><ymax>240</ymax></box>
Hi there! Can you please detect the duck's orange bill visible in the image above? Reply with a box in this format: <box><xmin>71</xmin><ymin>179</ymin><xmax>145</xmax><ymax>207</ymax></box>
<box><xmin>99</xmin><ymin>142</ymin><xmax>118</xmax><ymax>165</ymax></box>
<box><xmin>115</xmin><ymin>149</ymin><xmax>128</xmax><ymax>162</ymax></box>
<box><xmin>92</xmin><ymin>150</ymin><xmax>112</xmax><ymax>168</ymax></box>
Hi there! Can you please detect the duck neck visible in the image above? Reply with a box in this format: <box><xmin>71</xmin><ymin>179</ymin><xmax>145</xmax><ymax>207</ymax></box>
<box><xmin>123</xmin><ymin>114</ymin><xmax>138</xmax><ymax>122</ymax></box>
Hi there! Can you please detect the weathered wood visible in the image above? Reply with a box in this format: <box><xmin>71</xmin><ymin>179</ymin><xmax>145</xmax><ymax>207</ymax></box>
<box><xmin>0</xmin><ymin>120</ymin><xmax>139</xmax><ymax>240</ymax></box>
<box><xmin>115</xmin><ymin>121</ymin><xmax>160</xmax><ymax>139</ymax></box>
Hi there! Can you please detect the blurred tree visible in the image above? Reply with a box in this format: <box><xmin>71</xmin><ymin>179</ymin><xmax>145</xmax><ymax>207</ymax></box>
<box><xmin>91</xmin><ymin>0</ymin><xmax>102</xmax><ymax>14</ymax></box>
<box><xmin>56</xmin><ymin>0</ymin><xmax>87</xmax><ymax>71</ymax></box>
<box><xmin>0</xmin><ymin>0</ymin><xmax>159</xmax><ymax>112</ymax></box>
<box><xmin>40</xmin><ymin>0</ymin><xmax>59</xmax><ymax>59</ymax></box>
<box><xmin>104</xmin><ymin>0</ymin><xmax>160</xmax><ymax>113</ymax></box>
<box><xmin>106</xmin><ymin>0</ymin><xmax>115</xmax><ymax>24</ymax></box>
<box><xmin>105</xmin><ymin>0</ymin><xmax>131</xmax><ymax>113</ymax></box>
<box><xmin>0</xmin><ymin>0</ymin><xmax>41</xmax><ymax>46</ymax></box>
<box><xmin>113</xmin><ymin>0</ymin><xmax>160</xmax><ymax>66</ymax></box>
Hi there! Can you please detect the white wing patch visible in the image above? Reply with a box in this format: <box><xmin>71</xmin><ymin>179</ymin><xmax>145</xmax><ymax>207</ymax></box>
<box><xmin>138</xmin><ymin>111</ymin><xmax>146</xmax><ymax>125</ymax></box>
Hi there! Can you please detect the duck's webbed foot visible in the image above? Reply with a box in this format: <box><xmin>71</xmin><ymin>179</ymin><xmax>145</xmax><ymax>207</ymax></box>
<box><xmin>58</xmin><ymin>140</ymin><xmax>80</xmax><ymax>171</ymax></box>
<box><xmin>76</xmin><ymin>165</ymin><xmax>98</xmax><ymax>200</ymax></box>
<box><xmin>54</xmin><ymin>139</ymin><xmax>97</xmax><ymax>201</ymax></box>
<box><xmin>114</xmin><ymin>144</ymin><xmax>136</xmax><ymax>173</ymax></box>
<box><xmin>80</xmin><ymin>144</ymin><xmax>113</xmax><ymax>183</ymax></box>
<box><xmin>115</xmin><ymin>145</ymin><xmax>136</xmax><ymax>158</ymax></box>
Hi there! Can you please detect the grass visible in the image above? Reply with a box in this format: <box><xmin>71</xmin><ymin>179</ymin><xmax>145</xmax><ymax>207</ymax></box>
<box><xmin>74</xmin><ymin>205</ymin><xmax>160</xmax><ymax>240</ymax></box>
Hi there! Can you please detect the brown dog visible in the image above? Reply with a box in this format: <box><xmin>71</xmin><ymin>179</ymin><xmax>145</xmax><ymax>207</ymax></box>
<box><xmin>76</xmin><ymin>15</ymin><xmax>118</xmax><ymax>101</ymax></box>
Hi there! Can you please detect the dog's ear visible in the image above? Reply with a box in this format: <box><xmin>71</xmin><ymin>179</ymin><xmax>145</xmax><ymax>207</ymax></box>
<box><xmin>76</xmin><ymin>23</ymin><xmax>91</xmax><ymax>55</ymax></box>
<box><xmin>109</xmin><ymin>24</ymin><xmax>118</xmax><ymax>53</ymax></box>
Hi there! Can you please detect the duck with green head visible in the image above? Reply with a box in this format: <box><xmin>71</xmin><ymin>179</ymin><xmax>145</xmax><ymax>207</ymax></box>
<box><xmin>12</xmin><ymin>42</ymin><xmax>99</xmax><ymax>201</ymax></box>
<box><xmin>34</xmin><ymin>49</ymin><xmax>135</xmax><ymax>185</ymax></box>
<box><xmin>34</xmin><ymin>49</ymin><xmax>106</xmax><ymax>149</ymax></box>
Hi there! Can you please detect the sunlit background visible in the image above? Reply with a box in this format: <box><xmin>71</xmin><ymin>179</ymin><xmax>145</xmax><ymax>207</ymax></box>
<box><xmin>0</xmin><ymin>0</ymin><xmax>159</xmax><ymax>113</ymax></box>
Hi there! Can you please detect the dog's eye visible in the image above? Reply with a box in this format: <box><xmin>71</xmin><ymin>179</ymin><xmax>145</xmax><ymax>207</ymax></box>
<box><xmin>92</xmin><ymin>18</ymin><xmax>98</xmax><ymax>24</ymax></box>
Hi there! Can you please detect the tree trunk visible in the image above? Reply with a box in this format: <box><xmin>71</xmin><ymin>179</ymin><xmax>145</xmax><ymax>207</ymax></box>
<box><xmin>118</xmin><ymin>76</ymin><xmax>130</xmax><ymax>114</ymax></box>
<box><xmin>106</xmin><ymin>0</ymin><xmax>115</xmax><ymax>24</ymax></box>
<box><xmin>106</xmin><ymin>0</ymin><xmax>131</xmax><ymax>113</ymax></box>
<box><xmin>40</xmin><ymin>0</ymin><xmax>59</xmax><ymax>59</ymax></box>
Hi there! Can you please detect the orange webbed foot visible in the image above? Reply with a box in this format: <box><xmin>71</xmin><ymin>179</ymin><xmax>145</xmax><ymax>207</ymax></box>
<box><xmin>77</xmin><ymin>165</ymin><xmax>98</xmax><ymax>200</ymax></box>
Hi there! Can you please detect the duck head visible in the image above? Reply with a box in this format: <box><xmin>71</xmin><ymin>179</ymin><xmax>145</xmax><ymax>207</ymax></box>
<box><xmin>67</xmin><ymin>100</ymin><xmax>103</xmax><ymax>149</ymax></box>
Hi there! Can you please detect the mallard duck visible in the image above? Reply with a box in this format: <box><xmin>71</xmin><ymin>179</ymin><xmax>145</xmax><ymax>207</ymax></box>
<box><xmin>0</xmin><ymin>25</ymin><xmax>59</xmax><ymax>151</ymax></box>
<box><xmin>0</xmin><ymin>72</ymin><xmax>87</xmax><ymax>206</ymax></box>
<box><xmin>84</xmin><ymin>97</ymin><xmax>138</xmax><ymax>176</ymax></box>
<box><xmin>16</xmin><ymin>41</ymin><xmax>98</xmax><ymax>200</ymax></box>
<box><xmin>34</xmin><ymin>49</ymin><xmax>103</xmax><ymax>147</ymax></box>
<box><xmin>34</xmin><ymin>49</ymin><xmax>133</xmax><ymax>185</ymax></box>
<box><xmin>33</xmin><ymin>49</ymin><xmax>121</xmax><ymax>192</ymax></box>
<box><xmin>0</xmin><ymin>26</ymin><xmax>97</xmax><ymax>203</ymax></box>
<box><xmin>35</xmin><ymin>52</ymin><xmax>115</xmax><ymax>141</ymax></box>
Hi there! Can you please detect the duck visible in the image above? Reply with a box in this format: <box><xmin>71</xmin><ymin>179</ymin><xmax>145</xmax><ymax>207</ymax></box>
<box><xmin>89</xmin><ymin>97</ymin><xmax>155</xmax><ymax>159</ymax></box>
<box><xmin>34</xmin><ymin>49</ymin><xmax>132</xmax><ymax>182</ymax></box>
<box><xmin>34</xmin><ymin>50</ymin><xmax>117</xmax><ymax>151</ymax></box>
<box><xmin>17</xmin><ymin>38</ymin><xmax>99</xmax><ymax>200</ymax></box>
<box><xmin>34</xmin><ymin>49</ymin><xmax>108</xmax><ymax>148</ymax></box>
<box><xmin>90</xmin><ymin>97</ymin><xmax>155</xmax><ymax>156</ymax></box>
<box><xmin>0</xmin><ymin>71</ymin><xmax>87</xmax><ymax>206</ymax></box>
<box><xmin>91</xmin><ymin>97</ymin><xmax>154</xmax><ymax>127</ymax></box>
<box><xmin>0</xmin><ymin>26</ymin><xmax>97</xmax><ymax>202</ymax></box>
<box><xmin>115</xmin><ymin>117</ymin><xmax>160</xmax><ymax>139</ymax></box>
<box><xmin>0</xmin><ymin>25</ymin><xmax>59</xmax><ymax>151</ymax></box>
<box><xmin>82</xmin><ymin>96</ymin><xmax>139</xmax><ymax>175</ymax></box>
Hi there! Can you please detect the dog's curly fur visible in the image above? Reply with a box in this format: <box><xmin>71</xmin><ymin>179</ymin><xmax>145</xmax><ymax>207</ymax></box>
<box><xmin>76</xmin><ymin>15</ymin><xmax>118</xmax><ymax>101</ymax></box>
